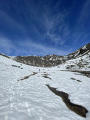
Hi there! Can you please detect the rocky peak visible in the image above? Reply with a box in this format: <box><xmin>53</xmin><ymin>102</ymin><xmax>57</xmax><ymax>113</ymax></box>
<box><xmin>0</xmin><ymin>43</ymin><xmax>90</xmax><ymax>67</ymax></box>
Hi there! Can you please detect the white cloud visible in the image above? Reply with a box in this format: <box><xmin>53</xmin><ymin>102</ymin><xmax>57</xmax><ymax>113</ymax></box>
<box><xmin>0</xmin><ymin>10</ymin><xmax>28</xmax><ymax>37</ymax></box>
<box><xmin>18</xmin><ymin>39</ymin><xmax>69</xmax><ymax>55</ymax></box>
<box><xmin>43</xmin><ymin>9</ymin><xmax>69</xmax><ymax>45</ymax></box>
<box><xmin>70</xmin><ymin>0</ymin><xmax>90</xmax><ymax>46</ymax></box>
<box><xmin>77</xmin><ymin>0</ymin><xmax>90</xmax><ymax>25</ymax></box>
<box><xmin>0</xmin><ymin>6</ymin><xmax>71</xmax><ymax>56</ymax></box>
<box><xmin>0</xmin><ymin>36</ymin><xmax>70</xmax><ymax>56</ymax></box>
<box><xmin>0</xmin><ymin>36</ymin><xmax>15</xmax><ymax>54</ymax></box>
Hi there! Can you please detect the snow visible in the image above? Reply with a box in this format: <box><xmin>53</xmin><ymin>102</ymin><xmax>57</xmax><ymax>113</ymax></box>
<box><xmin>57</xmin><ymin>52</ymin><xmax>90</xmax><ymax>71</ymax></box>
<box><xmin>74</xmin><ymin>50</ymin><xmax>80</xmax><ymax>57</ymax></box>
<box><xmin>82</xmin><ymin>45</ymin><xmax>87</xmax><ymax>50</ymax></box>
<box><xmin>0</xmin><ymin>55</ymin><xmax>90</xmax><ymax>120</ymax></box>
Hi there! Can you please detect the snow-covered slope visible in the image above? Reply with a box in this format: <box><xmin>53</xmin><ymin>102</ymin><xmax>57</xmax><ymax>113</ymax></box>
<box><xmin>0</xmin><ymin>54</ymin><xmax>90</xmax><ymax>120</ymax></box>
<box><xmin>58</xmin><ymin>51</ymin><xmax>90</xmax><ymax>71</ymax></box>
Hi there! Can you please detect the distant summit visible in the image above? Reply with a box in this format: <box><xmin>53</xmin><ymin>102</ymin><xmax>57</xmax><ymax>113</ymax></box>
<box><xmin>12</xmin><ymin>43</ymin><xmax>90</xmax><ymax>67</ymax></box>
<box><xmin>0</xmin><ymin>43</ymin><xmax>90</xmax><ymax>68</ymax></box>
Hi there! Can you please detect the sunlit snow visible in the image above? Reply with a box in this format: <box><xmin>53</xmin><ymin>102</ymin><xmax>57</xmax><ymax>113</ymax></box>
<box><xmin>0</xmin><ymin>55</ymin><xmax>90</xmax><ymax>120</ymax></box>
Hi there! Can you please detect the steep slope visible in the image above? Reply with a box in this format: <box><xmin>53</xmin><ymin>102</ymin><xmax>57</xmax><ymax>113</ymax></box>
<box><xmin>13</xmin><ymin>55</ymin><xmax>64</xmax><ymax>67</ymax></box>
<box><xmin>0</xmin><ymin>53</ymin><xmax>10</xmax><ymax>58</ymax></box>
<box><xmin>0</xmin><ymin>54</ymin><xmax>90</xmax><ymax>120</ymax></box>
<box><xmin>58</xmin><ymin>48</ymin><xmax>90</xmax><ymax>72</ymax></box>
<box><xmin>13</xmin><ymin>43</ymin><xmax>90</xmax><ymax>67</ymax></box>
<box><xmin>67</xmin><ymin>43</ymin><xmax>90</xmax><ymax>59</ymax></box>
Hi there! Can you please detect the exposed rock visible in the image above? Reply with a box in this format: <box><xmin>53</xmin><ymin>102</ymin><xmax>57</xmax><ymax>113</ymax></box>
<box><xmin>46</xmin><ymin>85</ymin><xmax>88</xmax><ymax>118</ymax></box>
<box><xmin>0</xmin><ymin>53</ymin><xmax>10</xmax><ymax>58</ymax></box>
<box><xmin>18</xmin><ymin>72</ymin><xmax>37</xmax><ymax>81</ymax></box>
<box><xmin>13</xmin><ymin>43</ymin><xmax>90</xmax><ymax>67</ymax></box>
<box><xmin>42</xmin><ymin>74</ymin><xmax>51</xmax><ymax>80</ymax></box>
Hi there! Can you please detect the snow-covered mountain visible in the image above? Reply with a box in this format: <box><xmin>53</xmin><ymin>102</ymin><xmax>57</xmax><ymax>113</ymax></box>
<box><xmin>13</xmin><ymin>43</ymin><xmax>90</xmax><ymax>67</ymax></box>
<box><xmin>0</xmin><ymin>43</ymin><xmax>90</xmax><ymax>120</ymax></box>
<box><xmin>59</xmin><ymin>44</ymin><xmax>90</xmax><ymax>73</ymax></box>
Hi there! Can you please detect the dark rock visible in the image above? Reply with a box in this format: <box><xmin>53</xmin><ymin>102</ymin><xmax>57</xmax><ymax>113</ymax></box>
<box><xmin>46</xmin><ymin>85</ymin><xmax>88</xmax><ymax>118</ymax></box>
<box><xmin>13</xmin><ymin>43</ymin><xmax>90</xmax><ymax>67</ymax></box>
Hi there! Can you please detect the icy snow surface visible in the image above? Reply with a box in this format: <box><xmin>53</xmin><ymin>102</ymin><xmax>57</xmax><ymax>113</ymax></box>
<box><xmin>0</xmin><ymin>55</ymin><xmax>90</xmax><ymax>120</ymax></box>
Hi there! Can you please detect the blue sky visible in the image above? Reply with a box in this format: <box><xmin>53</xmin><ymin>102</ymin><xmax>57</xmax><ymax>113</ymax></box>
<box><xmin>0</xmin><ymin>0</ymin><xmax>90</xmax><ymax>56</ymax></box>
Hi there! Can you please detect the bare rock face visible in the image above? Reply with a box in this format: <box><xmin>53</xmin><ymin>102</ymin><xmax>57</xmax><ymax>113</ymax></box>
<box><xmin>46</xmin><ymin>85</ymin><xmax>88</xmax><ymax>118</ymax></box>
<box><xmin>0</xmin><ymin>53</ymin><xmax>10</xmax><ymax>58</ymax></box>
<box><xmin>13</xmin><ymin>55</ymin><xmax>64</xmax><ymax>67</ymax></box>
<box><xmin>13</xmin><ymin>43</ymin><xmax>90</xmax><ymax>67</ymax></box>
<box><xmin>1</xmin><ymin>43</ymin><xmax>90</xmax><ymax>67</ymax></box>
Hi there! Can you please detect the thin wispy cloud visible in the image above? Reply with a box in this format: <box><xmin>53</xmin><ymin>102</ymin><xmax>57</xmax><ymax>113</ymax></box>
<box><xmin>0</xmin><ymin>36</ymin><xmax>15</xmax><ymax>54</ymax></box>
<box><xmin>40</xmin><ymin>4</ymin><xmax>70</xmax><ymax>45</ymax></box>
<box><xmin>0</xmin><ymin>10</ymin><xmax>29</xmax><ymax>38</ymax></box>
<box><xmin>18</xmin><ymin>40</ymin><xmax>69</xmax><ymax>56</ymax></box>
<box><xmin>69</xmin><ymin>0</ymin><xmax>90</xmax><ymax>48</ymax></box>
<box><xmin>0</xmin><ymin>36</ymin><xmax>70</xmax><ymax>56</ymax></box>
<box><xmin>77</xmin><ymin>0</ymin><xmax>90</xmax><ymax>26</ymax></box>
<box><xmin>0</xmin><ymin>0</ymin><xmax>89</xmax><ymax>56</ymax></box>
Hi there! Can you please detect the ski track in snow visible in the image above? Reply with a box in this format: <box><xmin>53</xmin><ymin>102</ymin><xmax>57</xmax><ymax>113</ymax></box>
<box><xmin>0</xmin><ymin>55</ymin><xmax>90</xmax><ymax>120</ymax></box>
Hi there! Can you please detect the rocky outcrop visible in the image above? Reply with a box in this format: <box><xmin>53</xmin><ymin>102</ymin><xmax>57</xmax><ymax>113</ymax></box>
<box><xmin>13</xmin><ymin>43</ymin><xmax>90</xmax><ymax>67</ymax></box>
<box><xmin>13</xmin><ymin>55</ymin><xmax>64</xmax><ymax>67</ymax></box>
<box><xmin>0</xmin><ymin>53</ymin><xmax>10</xmax><ymax>58</ymax></box>
<box><xmin>46</xmin><ymin>85</ymin><xmax>88</xmax><ymax>118</ymax></box>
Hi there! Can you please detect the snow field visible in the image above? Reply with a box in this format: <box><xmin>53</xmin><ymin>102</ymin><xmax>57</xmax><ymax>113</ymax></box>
<box><xmin>0</xmin><ymin>55</ymin><xmax>90</xmax><ymax>120</ymax></box>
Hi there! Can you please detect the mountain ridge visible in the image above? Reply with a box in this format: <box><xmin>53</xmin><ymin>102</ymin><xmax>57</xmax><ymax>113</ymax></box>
<box><xmin>0</xmin><ymin>43</ymin><xmax>90</xmax><ymax>120</ymax></box>
<box><xmin>0</xmin><ymin>43</ymin><xmax>90</xmax><ymax>67</ymax></box>
<box><xmin>13</xmin><ymin>43</ymin><xmax>90</xmax><ymax>67</ymax></box>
